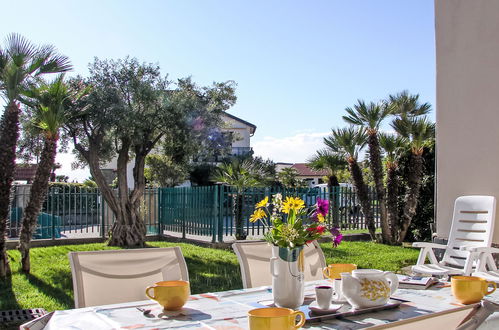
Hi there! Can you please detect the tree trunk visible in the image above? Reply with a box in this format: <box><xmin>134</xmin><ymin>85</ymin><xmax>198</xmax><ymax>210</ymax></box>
<box><xmin>108</xmin><ymin>203</ymin><xmax>146</xmax><ymax>246</ymax></box>
<box><xmin>234</xmin><ymin>193</ymin><xmax>246</xmax><ymax>240</ymax></box>
<box><xmin>107</xmin><ymin>141</ymin><xmax>147</xmax><ymax>247</ymax></box>
<box><xmin>367</xmin><ymin>132</ymin><xmax>391</xmax><ymax>244</ymax></box>
<box><xmin>348</xmin><ymin>159</ymin><xmax>376</xmax><ymax>240</ymax></box>
<box><xmin>18</xmin><ymin>137</ymin><xmax>58</xmax><ymax>273</ymax></box>
<box><xmin>74</xmin><ymin>138</ymin><xmax>149</xmax><ymax>248</ymax></box>
<box><xmin>397</xmin><ymin>153</ymin><xmax>424</xmax><ymax>244</ymax></box>
<box><xmin>0</xmin><ymin>101</ymin><xmax>20</xmax><ymax>278</ymax></box>
<box><xmin>386</xmin><ymin>164</ymin><xmax>400</xmax><ymax>243</ymax></box>
<box><xmin>327</xmin><ymin>175</ymin><xmax>340</xmax><ymax>227</ymax></box>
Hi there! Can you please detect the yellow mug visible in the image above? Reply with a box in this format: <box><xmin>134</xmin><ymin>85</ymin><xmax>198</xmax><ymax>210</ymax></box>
<box><xmin>248</xmin><ymin>307</ymin><xmax>306</xmax><ymax>330</ymax></box>
<box><xmin>451</xmin><ymin>276</ymin><xmax>496</xmax><ymax>304</ymax></box>
<box><xmin>323</xmin><ymin>263</ymin><xmax>357</xmax><ymax>280</ymax></box>
<box><xmin>145</xmin><ymin>280</ymin><xmax>190</xmax><ymax>310</ymax></box>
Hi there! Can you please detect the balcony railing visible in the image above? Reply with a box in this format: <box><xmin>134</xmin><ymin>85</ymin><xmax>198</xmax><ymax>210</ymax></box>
<box><xmin>192</xmin><ymin>147</ymin><xmax>253</xmax><ymax>163</ymax></box>
<box><xmin>230</xmin><ymin>147</ymin><xmax>252</xmax><ymax>156</ymax></box>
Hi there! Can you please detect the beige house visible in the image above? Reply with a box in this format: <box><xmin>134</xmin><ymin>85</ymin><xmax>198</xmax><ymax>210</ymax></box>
<box><xmin>435</xmin><ymin>0</ymin><xmax>499</xmax><ymax>243</ymax></box>
<box><xmin>222</xmin><ymin>113</ymin><xmax>256</xmax><ymax>156</ymax></box>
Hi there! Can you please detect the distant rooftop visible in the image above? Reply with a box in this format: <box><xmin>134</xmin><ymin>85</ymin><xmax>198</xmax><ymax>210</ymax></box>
<box><xmin>291</xmin><ymin>163</ymin><xmax>328</xmax><ymax>177</ymax></box>
<box><xmin>14</xmin><ymin>164</ymin><xmax>38</xmax><ymax>181</ymax></box>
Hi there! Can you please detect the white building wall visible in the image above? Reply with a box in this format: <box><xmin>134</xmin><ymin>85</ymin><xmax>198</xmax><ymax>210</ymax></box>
<box><xmin>221</xmin><ymin>114</ymin><xmax>252</xmax><ymax>148</ymax></box>
<box><xmin>435</xmin><ymin>0</ymin><xmax>499</xmax><ymax>242</ymax></box>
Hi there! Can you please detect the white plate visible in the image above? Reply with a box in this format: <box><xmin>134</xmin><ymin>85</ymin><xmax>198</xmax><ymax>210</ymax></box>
<box><xmin>308</xmin><ymin>301</ymin><xmax>343</xmax><ymax>315</ymax></box>
<box><xmin>331</xmin><ymin>296</ymin><xmax>348</xmax><ymax>304</ymax></box>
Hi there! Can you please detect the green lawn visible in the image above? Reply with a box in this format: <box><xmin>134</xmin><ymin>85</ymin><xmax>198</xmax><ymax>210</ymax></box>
<box><xmin>0</xmin><ymin>241</ymin><xmax>419</xmax><ymax>312</ymax></box>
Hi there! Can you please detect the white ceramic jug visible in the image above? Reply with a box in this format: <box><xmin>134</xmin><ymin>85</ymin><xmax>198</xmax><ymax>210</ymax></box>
<box><xmin>341</xmin><ymin>269</ymin><xmax>399</xmax><ymax>309</ymax></box>
<box><xmin>270</xmin><ymin>245</ymin><xmax>305</xmax><ymax>309</ymax></box>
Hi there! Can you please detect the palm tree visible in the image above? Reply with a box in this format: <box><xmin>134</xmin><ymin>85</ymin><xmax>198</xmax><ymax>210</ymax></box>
<box><xmin>213</xmin><ymin>158</ymin><xmax>264</xmax><ymax>240</ymax></box>
<box><xmin>324</xmin><ymin>127</ymin><xmax>376</xmax><ymax>239</ymax></box>
<box><xmin>277</xmin><ymin>167</ymin><xmax>306</xmax><ymax>189</ymax></box>
<box><xmin>391</xmin><ymin>116</ymin><xmax>435</xmax><ymax>243</ymax></box>
<box><xmin>379</xmin><ymin>133</ymin><xmax>407</xmax><ymax>241</ymax></box>
<box><xmin>0</xmin><ymin>34</ymin><xmax>71</xmax><ymax>278</ymax></box>
<box><xmin>17</xmin><ymin>75</ymin><xmax>87</xmax><ymax>272</ymax></box>
<box><xmin>342</xmin><ymin>100</ymin><xmax>392</xmax><ymax>243</ymax></box>
<box><xmin>388</xmin><ymin>90</ymin><xmax>431</xmax><ymax>119</ymax></box>
<box><xmin>307</xmin><ymin>150</ymin><xmax>347</xmax><ymax>225</ymax></box>
<box><xmin>308</xmin><ymin>150</ymin><xmax>346</xmax><ymax>188</ymax></box>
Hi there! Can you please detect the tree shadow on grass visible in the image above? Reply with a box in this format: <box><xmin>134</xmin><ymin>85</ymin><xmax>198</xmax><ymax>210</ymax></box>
<box><xmin>183</xmin><ymin>256</ymin><xmax>242</xmax><ymax>294</ymax></box>
<box><xmin>22</xmin><ymin>272</ymin><xmax>74</xmax><ymax>309</ymax></box>
<box><xmin>320</xmin><ymin>247</ymin><xmax>350</xmax><ymax>259</ymax></box>
<box><xmin>0</xmin><ymin>275</ymin><xmax>21</xmax><ymax>311</ymax></box>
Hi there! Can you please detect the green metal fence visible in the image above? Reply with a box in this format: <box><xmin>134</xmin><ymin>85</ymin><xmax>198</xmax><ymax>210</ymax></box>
<box><xmin>7</xmin><ymin>184</ymin><xmax>379</xmax><ymax>242</ymax></box>
<box><xmin>159</xmin><ymin>186</ymin><xmax>220</xmax><ymax>239</ymax></box>
<box><xmin>7</xmin><ymin>185</ymin><xmax>159</xmax><ymax>240</ymax></box>
<box><xmin>158</xmin><ymin>185</ymin><xmax>380</xmax><ymax>242</ymax></box>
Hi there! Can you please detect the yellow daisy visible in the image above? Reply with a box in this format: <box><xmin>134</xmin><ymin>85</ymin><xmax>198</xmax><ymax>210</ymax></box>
<box><xmin>256</xmin><ymin>196</ymin><xmax>269</xmax><ymax>208</ymax></box>
<box><xmin>250</xmin><ymin>208</ymin><xmax>266</xmax><ymax>222</ymax></box>
<box><xmin>282</xmin><ymin>196</ymin><xmax>305</xmax><ymax>214</ymax></box>
<box><xmin>317</xmin><ymin>213</ymin><xmax>325</xmax><ymax>222</ymax></box>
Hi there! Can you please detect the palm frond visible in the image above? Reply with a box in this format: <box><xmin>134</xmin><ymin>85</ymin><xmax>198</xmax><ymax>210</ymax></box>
<box><xmin>34</xmin><ymin>44</ymin><xmax>72</xmax><ymax>74</ymax></box>
<box><xmin>212</xmin><ymin>158</ymin><xmax>263</xmax><ymax>189</ymax></box>
<box><xmin>379</xmin><ymin>132</ymin><xmax>408</xmax><ymax>161</ymax></box>
<box><xmin>20</xmin><ymin>74</ymin><xmax>87</xmax><ymax>137</ymax></box>
<box><xmin>388</xmin><ymin>90</ymin><xmax>432</xmax><ymax>118</ymax></box>
<box><xmin>325</xmin><ymin>126</ymin><xmax>366</xmax><ymax>159</ymax></box>
<box><xmin>307</xmin><ymin>149</ymin><xmax>346</xmax><ymax>175</ymax></box>
<box><xmin>0</xmin><ymin>48</ymin><xmax>8</xmax><ymax>74</ymax></box>
<box><xmin>391</xmin><ymin>116</ymin><xmax>434</xmax><ymax>154</ymax></box>
<box><xmin>5</xmin><ymin>33</ymin><xmax>37</xmax><ymax>67</ymax></box>
<box><xmin>342</xmin><ymin>99</ymin><xmax>390</xmax><ymax>129</ymax></box>
<box><xmin>0</xmin><ymin>34</ymin><xmax>72</xmax><ymax>101</ymax></box>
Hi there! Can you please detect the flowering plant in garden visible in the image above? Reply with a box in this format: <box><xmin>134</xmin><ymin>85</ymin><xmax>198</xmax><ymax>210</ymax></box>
<box><xmin>249</xmin><ymin>193</ymin><xmax>342</xmax><ymax>249</ymax></box>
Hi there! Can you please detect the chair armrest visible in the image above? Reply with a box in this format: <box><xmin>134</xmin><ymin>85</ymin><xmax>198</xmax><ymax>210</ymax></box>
<box><xmin>460</xmin><ymin>246</ymin><xmax>499</xmax><ymax>253</ymax></box>
<box><xmin>412</xmin><ymin>242</ymin><xmax>447</xmax><ymax>249</ymax></box>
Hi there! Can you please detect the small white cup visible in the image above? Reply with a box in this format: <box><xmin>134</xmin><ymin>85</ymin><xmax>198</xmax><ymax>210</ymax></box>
<box><xmin>333</xmin><ymin>279</ymin><xmax>345</xmax><ymax>301</ymax></box>
<box><xmin>315</xmin><ymin>285</ymin><xmax>333</xmax><ymax>310</ymax></box>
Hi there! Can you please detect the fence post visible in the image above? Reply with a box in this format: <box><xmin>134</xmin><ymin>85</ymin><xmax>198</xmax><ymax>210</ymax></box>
<box><xmin>218</xmin><ymin>185</ymin><xmax>224</xmax><ymax>242</ymax></box>
<box><xmin>212</xmin><ymin>186</ymin><xmax>218</xmax><ymax>243</ymax></box>
<box><xmin>333</xmin><ymin>186</ymin><xmax>340</xmax><ymax>228</ymax></box>
<box><xmin>51</xmin><ymin>186</ymin><xmax>55</xmax><ymax>240</ymax></box>
<box><xmin>100</xmin><ymin>191</ymin><xmax>105</xmax><ymax>238</ymax></box>
<box><xmin>182</xmin><ymin>188</ymin><xmax>186</xmax><ymax>239</ymax></box>
<box><xmin>157</xmin><ymin>188</ymin><xmax>162</xmax><ymax>236</ymax></box>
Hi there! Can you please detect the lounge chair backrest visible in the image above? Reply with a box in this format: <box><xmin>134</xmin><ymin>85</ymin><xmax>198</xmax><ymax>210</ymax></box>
<box><xmin>232</xmin><ymin>240</ymin><xmax>326</xmax><ymax>288</ymax></box>
<box><xmin>69</xmin><ymin>247</ymin><xmax>189</xmax><ymax>308</ymax></box>
<box><xmin>442</xmin><ymin>196</ymin><xmax>496</xmax><ymax>267</ymax></box>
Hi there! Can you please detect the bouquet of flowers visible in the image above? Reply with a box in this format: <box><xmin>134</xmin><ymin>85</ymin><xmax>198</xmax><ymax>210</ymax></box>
<box><xmin>249</xmin><ymin>193</ymin><xmax>342</xmax><ymax>249</ymax></box>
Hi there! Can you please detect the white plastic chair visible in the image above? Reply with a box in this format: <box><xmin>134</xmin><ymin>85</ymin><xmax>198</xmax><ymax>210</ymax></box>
<box><xmin>69</xmin><ymin>247</ymin><xmax>189</xmax><ymax>308</ymax></box>
<box><xmin>466</xmin><ymin>245</ymin><xmax>499</xmax><ymax>282</ymax></box>
<box><xmin>411</xmin><ymin>196</ymin><xmax>496</xmax><ymax>277</ymax></box>
<box><xmin>232</xmin><ymin>240</ymin><xmax>326</xmax><ymax>288</ymax></box>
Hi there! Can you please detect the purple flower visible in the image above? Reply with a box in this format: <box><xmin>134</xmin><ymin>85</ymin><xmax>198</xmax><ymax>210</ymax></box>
<box><xmin>330</xmin><ymin>227</ymin><xmax>342</xmax><ymax>247</ymax></box>
<box><xmin>310</xmin><ymin>212</ymin><xmax>318</xmax><ymax>222</ymax></box>
<box><xmin>316</xmin><ymin>198</ymin><xmax>329</xmax><ymax>216</ymax></box>
<box><xmin>333</xmin><ymin>233</ymin><xmax>343</xmax><ymax>248</ymax></box>
<box><xmin>329</xmin><ymin>227</ymin><xmax>341</xmax><ymax>236</ymax></box>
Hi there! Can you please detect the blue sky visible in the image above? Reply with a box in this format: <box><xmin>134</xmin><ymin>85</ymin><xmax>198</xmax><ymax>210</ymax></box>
<box><xmin>1</xmin><ymin>0</ymin><xmax>435</xmax><ymax>181</ymax></box>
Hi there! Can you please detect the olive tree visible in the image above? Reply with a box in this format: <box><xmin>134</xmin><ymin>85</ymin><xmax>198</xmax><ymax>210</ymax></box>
<box><xmin>66</xmin><ymin>57</ymin><xmax>236</xmax><ymax>247</ymax></box>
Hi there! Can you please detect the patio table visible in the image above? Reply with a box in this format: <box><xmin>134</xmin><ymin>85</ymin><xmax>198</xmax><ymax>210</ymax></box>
<box><xmin>21</xmin><ymin>280</ymin><xmax>499</xmax><ymax>329</ymax></box>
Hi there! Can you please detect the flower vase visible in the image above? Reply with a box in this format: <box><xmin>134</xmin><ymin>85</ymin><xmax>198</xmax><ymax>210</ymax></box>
<box><xmin>270</xmin><ymin>245</ymin><xmax>305</xmax><ymax>309</ymax></box>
